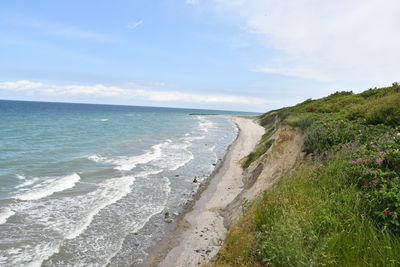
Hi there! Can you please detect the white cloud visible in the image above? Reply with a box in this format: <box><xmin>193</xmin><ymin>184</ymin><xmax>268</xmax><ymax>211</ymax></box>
<box><xmin>0</xmin><ymin>80</ymin><xmax>43</xmax><ymax>91</ymax></box>
<box><xmin>127</xmin><ymin>19</ymin><xmax>144</xmax><ymax>30</ymax></box>
<box><xmin>214</xmin><ymin>0</ymin><xmax>400</xmax><ymax>84</ymax></box>
<box><xmin>0</xmin><ymin>80</ymin><xmax>267</xmax><ymax>106</ymax></box>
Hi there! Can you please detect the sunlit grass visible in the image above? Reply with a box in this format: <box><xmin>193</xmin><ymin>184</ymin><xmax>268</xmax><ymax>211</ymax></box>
<box><xmin>216</xmin><ymin>159</ymin><xmax>400</xmax><ymax>266</ymax></box>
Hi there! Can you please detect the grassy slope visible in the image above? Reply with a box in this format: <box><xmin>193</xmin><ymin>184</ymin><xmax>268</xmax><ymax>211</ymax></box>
<box><xmin>215</xmin><ymin>83</ymin><xmax>400</xmax><ymax>266</ymax></box>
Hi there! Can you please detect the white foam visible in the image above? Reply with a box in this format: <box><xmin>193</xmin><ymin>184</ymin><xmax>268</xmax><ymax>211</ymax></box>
<box><xmin>169</xmin><ymin>150</ymin><xmax>194</xmax><ymax>171</ymax></box>
<box><xmin>14</xmin><ymin>173</ymin><xmax>81</xmax><ymax>201</ymax></box>
<box><xmin>103</xmin><ymin>173</ymin><xmax>170</xmax><ymax>266</ymax></box>
<box><xmin>197</xmin><ymin>116</ymin><xmax>214</xmax><ymax>133</ymax></box>
<box><xmin>26</xmin><ymin>242</ymin><xmax>60</xmax><ymax>267</ymax></box>
<box><xmin>152</xmin><ymin>142</ymin><xmax>194</xmax><ymax>171</ymax></box>
<box><xmin>15</xmin><ymin>177</ymin><xmax>39</xmax><ymax>189</ymax></box>
<box><xmin>16</xmin><ymin>174</ymin><xmax>26</xmax><ymax>180</ymax></box>
<box><xmin>66</xmin><ymin>170</ymin><xmax>161</xmax><ymax>240</ymax></box>
<box><xmin>65</xmin><ymin>175</ymin><xmax>136</xmax><ymax>240</ymax></box>
<box><xmin>0</xmin><ymin>207</ymin><xmax>15</xmax><ymax>224</ymax></box>
<box><xmin>162</xmin><ymin>176</ymin><xmax>171</xmax><ymax>194</ymax></box>
<box><xmin>185</xmin><ymin>135</ymin><xmax>206</xmax><ymax>142</ymax></box>
<box><xmin>88</xmin><ymin>140</ymin><xmax>171</xmax><ymax>171</ymax></box>
<box><xmin>88</xmin><ymin>154</ymin><xmax>107</xmax><ymax>163</ymax></box>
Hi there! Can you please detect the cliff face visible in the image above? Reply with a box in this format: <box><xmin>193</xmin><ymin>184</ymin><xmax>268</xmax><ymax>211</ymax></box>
<box><xmin>223</xmin><ymin>122</ymin><xmax>305</xmax><ymax>228</ymax></box>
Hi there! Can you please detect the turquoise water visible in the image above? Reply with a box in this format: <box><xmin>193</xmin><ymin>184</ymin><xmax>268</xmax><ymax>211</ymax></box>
<box><xmin>0</xmin><ymin>100</ymin><xmax>255</xmax><ymax>266</ymax></box>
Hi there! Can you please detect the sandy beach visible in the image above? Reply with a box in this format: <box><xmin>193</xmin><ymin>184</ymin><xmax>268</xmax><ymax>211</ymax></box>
<box><xmin>157</xmin><ymin>117</ymin><xmax>264</xmax><ymax>267</ymax></box>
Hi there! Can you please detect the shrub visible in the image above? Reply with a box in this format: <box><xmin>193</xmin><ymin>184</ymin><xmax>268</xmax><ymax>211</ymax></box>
<box><xmin>304</xmin><ymin>120</ymin><xmax>361</xmax><ymax>154</ymax></box>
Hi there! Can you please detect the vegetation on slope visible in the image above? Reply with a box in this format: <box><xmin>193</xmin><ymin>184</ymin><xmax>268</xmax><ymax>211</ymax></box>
<box><xmin>216</xmin><ymin>83</ymin><xmax>400</xmax><ymax>266</ymax></box>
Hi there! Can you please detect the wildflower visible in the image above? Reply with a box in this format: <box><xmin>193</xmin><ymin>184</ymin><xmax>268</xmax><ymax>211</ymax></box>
<box><xmin>362</xmin><ymin>180</ymin><xmax>369</xmax><ymax>185</ymax></box>
<box><xmin>379</xmin><ymin>151</ymin><xmax>385</xmax><ymax>155</ymax></box>
<box><xmin>357</xmin><ymin>158</ymin><xmax>363</xmax><ymax>163</ymax></box>
<box><xmin>383</xmin><ymin>209</ymin><xmax>392</xmax><ymax>215</ymax></box>
<box><xmin>349</xmin><ymin>160</ymin><xmax>356</xmax><ymax>165</ymax></box>
<box><xmin>375</xmin><ymin>158</ymin><xmax>384</xmax><ymax>164</ymax></box>
<box><xmin>371</xmin><ymin>144</ymin><xmax>377</xmax><ymax>149</ymax></box>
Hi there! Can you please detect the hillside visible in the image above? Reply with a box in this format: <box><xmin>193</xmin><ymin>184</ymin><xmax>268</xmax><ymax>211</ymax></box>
<box><xmin>215</xmin><ymin>83</ymin><xmax>400</xmax><ymax>266</ymax></box>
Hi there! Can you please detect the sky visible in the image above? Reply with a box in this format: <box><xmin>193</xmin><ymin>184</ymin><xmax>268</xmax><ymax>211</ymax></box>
<box><xmin>0</xmin><ymin>0</ymin><xmax>399</xmax><ymax>112</ymax></box>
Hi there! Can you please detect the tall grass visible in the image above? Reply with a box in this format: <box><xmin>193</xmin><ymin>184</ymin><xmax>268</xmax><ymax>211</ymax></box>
<box><xmin>216</xmin><ymin>159</ymin><xmax>400</xmax><ymax>266</ymax></box>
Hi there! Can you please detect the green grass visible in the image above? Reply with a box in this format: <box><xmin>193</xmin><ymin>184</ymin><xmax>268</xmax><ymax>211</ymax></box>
<box><xmin>216</xmin><ymin>83</ymin><xmax>400</xmax><ymax>266</ymax></box>
<box><xmin>216</xmin><ymin>159</ymin><xmax>400</xmax><ymax>266</ymax></box>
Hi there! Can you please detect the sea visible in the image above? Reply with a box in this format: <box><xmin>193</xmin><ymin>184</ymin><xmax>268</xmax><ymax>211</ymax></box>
<box><xmin>0</xmin><ymin>100</ymin><xmax>258</xmax><ymax>266</ymax></box>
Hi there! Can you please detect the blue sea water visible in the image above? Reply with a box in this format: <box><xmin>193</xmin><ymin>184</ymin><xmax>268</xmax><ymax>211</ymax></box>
<box><xmin>0</xmin><ymin>100</ymin><xmax>257</xmax><ymax>266</ymax></box>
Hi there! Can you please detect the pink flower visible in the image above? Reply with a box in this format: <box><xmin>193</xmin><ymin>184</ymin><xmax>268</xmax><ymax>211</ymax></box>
<box><xmin>375</xmin><ymin>158</ymin><xmax>384</xmax><ymax>164</ymax></box>
<box><xmin>350</xmin><ymin>160</ymin><xmax>356</xmax><ymax>165</ymax></box>
<box><xmin>362</xmin><ymin>180</ymin><xmax>369</xmax><ymax>185</ymax></box>
<box><xmin>357</xmin><ymin>158</ymin><xmax>363</xmax><ymax>163</ymax></box>
<box><xmin>379</xmin><ymin>151</ymin><xmax>385</xmax><ymax>155</ymax></box>
<box><xmin>383</xmin><ymin>209</ymin><xmax>392</xmax><ymax>215</ymax></box>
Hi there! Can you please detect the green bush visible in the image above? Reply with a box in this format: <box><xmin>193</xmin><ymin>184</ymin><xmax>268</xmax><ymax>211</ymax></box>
<box><xmin>217</xmin><ymin>161</ymin><xmax>400</xmax><ymax>266</ymax></box>
<box><xmin>304</xmin><ymin>120</ymin><xmax>361</xmax><ymax>154</ymax></box>
<box><xmin>346</xmin><ymin>130</ymin><xmax>400</xmax><ymax>232</ymax></box>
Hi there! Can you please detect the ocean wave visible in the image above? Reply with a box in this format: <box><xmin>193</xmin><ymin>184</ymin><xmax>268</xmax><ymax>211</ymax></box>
<box><xmin>162</xmin><ymin>176</ymin><xmax>171</xmax><ymax>194</ymax></box>
<box><xmin>0</xmin><ymin>207</ymin><xmax>15</xmax><ymax>224</ymax></box>
<box><xmin>169</xmin><ymin>151</ymin><xmax>194</xmax><ymax>171</ymax></box>
<box><xmin>87</xmin><ymin>154</ymin><xmax>107</xmax><ymax>163</ymax></box>
<box><xmin>103</xmin><ymin>174</ymin><xmax>171</xmax><ymax>266</ymax></box>
<box><xmin>89</xmin><ymin>140</ymin><xmax>171</xmax><ymax>171</ymax></box>
<box><xmin>152</xmin><ymin>142</ymin><xmax>194</xmax><ymax>171</ymax></box>
<box><xmin>16</xmin><ymin>174</ymin><xmax>26</xmax><ymax>180</ymax></box>
<box><xmin>197</xmin><ymin>116</ymin><xmax>214</xmax><ymax>133</ymax></box>
<box><xmin>13</xmin><ymin>173</ymin><xmax>81</xmax><ymax>201</ymax></box>
<box><xmin>15</xmin><ymin>177</ymin><xmax>40</xmax><ymax>189</ymax></box>
<box><xmin>3</xmin><ymin>170</ymin><xmax>162</xmax><ymax>267</ymax></box>
<box><xmin>65</xmin><ymin>175</ymin><xmax>136</xmax><ymax>240</ymax></box>
<box><xmin>66</xmin><ymin>170</ymin><xmax>162</xmax><ymax>240</ymax></box>
<box><xmin>183</xmin><ymin>135</ymin><xmax>206</xmax><ymax>142</ymax></box>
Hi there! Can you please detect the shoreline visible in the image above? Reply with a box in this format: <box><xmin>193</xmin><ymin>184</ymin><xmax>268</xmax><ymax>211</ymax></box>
<box><xmin>144</xmin><ymin>117</ymin><xmax>264</xmax><ymax>266</ymax></box>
